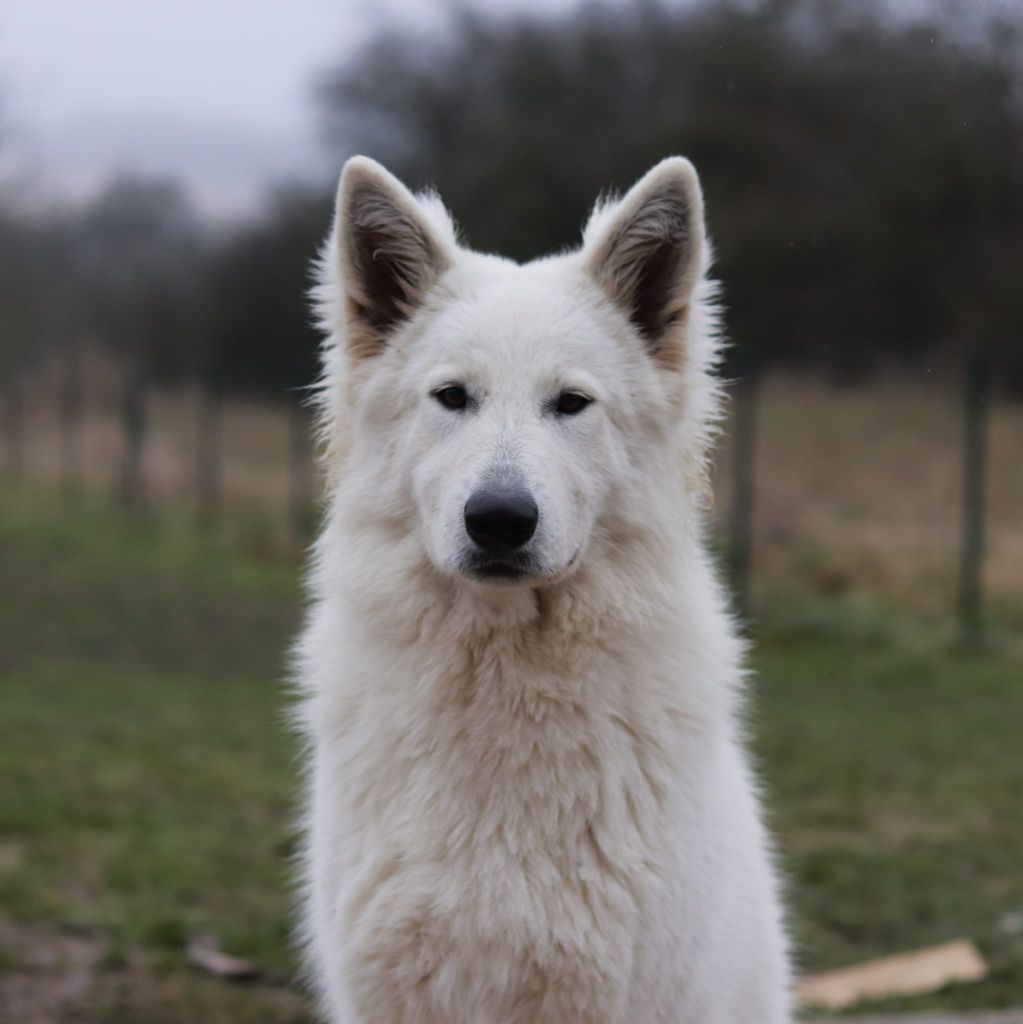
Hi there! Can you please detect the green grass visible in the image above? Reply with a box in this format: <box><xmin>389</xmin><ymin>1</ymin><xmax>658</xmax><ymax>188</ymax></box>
<box><xmin>753</xmin><ymin>602</ymin><xmax>1023</xmax><ymax>1012</ymax></box>
<box><xmin>0</xmin><ymin>501</ymin><xmax>312</xmax><ymax>1021</ymax></box>
<box><xmin>1</xmin><ymin>501</ymin><xmax>1021</xmax><ymax>1019</ymax></box>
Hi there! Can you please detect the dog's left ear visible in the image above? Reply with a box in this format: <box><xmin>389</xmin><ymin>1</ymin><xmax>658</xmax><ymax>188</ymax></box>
<box><xmin>583</xmin><ymin>157</ymin><xmax>705</xmax><ymax>368</ymax></box>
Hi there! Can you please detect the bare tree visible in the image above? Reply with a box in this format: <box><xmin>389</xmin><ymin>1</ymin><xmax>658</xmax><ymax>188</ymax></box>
<box><xmin>316</xmin><ymin>0</ymin><xmax>1023</xmax><ymax>385</ymax></box>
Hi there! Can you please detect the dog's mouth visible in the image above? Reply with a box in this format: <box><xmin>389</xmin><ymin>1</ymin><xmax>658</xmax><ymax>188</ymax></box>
<box><xmin>459</xmin><ymin>547</ymin><xmax>582</xmax><ymax>585</ymax></box>
<box><xmin>463</xmin><ymin>556</ymin><xmax>535</xmax><ymax>582</ymax></box>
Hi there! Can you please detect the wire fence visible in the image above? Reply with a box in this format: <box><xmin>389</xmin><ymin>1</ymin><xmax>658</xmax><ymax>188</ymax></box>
<box><xmin>3</xmin><ymin>355</ymin><xmax>318</xmax><ymax>552</ymax></box>
<box><xmin>3</xmin><ymin>347</ymin><xmax>1019</xmax><ymax>641</ymax></box>
<box><xmin>723</xmin><ymin>347</ymin><xmax>1004</xmax><ymax>646</ymax></box>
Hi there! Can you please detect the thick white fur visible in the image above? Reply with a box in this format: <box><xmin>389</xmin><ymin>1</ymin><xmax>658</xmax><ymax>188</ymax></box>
<box><xmin>295</xmin><ymin>156</ymin><xmax>791</xmax><ymax>1023</ymax></box>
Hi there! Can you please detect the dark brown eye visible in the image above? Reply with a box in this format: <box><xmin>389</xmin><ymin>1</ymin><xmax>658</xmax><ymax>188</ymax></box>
<box><xmin>434</xmin><ymin>385</ymin><xmax>468</xmax><ymax>410</ymax></box>
<box><xmin>555</xmin><ymin>391</ymin><xmax>592</xmax><ymax>415</ymax></box>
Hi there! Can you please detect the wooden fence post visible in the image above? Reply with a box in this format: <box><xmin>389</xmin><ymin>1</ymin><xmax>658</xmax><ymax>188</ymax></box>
<box><xmin>196</xmin><ymin>381</ymin><xmax>223</xmax><ymax>530</ymax></box>
<box><xmin>958</xmin><ymin>348</ymin><xmax>989</xmax><ymax>648</ymax></box>
<box><xmin>59</xmin><ymin>345</ymin><xmax>85</xmax><ymax>502</ymax></box>
<box><xmin>120</xmin><ymin>368</ymin><xmax>148</xmax><ymax>514</ymax></box>
<box><xmin>5</xmin><ymin>375</ymin><xmax>23</xmax><ymax>486</ymax></box>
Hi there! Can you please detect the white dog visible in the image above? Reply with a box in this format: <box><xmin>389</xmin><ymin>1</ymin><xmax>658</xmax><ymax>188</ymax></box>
<box><xmin>294</xmin><ymin>155</ymin><xmax>791</xmax><ymax>1023</ymax></box>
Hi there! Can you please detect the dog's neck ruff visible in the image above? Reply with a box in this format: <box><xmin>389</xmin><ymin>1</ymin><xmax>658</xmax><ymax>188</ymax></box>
<box><xmin>310</xmin><ymin>500</ymin><xmax>736</xmax><ymax>723</ymax></box>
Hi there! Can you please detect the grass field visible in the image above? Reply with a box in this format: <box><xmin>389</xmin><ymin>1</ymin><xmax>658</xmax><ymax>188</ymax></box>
<box><xmin>1</xmin><ymin>502</ymin><xmax>1022</xmax><ymax>1021</ymax></box>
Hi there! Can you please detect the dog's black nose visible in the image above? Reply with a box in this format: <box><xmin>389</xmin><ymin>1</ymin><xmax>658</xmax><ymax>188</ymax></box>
<box><xmin>464</xmin><ymin>490</ymin><xmax>538</xmax><ymax>554</ymax></box>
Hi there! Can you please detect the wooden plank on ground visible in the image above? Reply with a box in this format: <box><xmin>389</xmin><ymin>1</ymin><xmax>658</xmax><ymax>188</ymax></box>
<box><xmin>795</xmin><ymin>939</ymin><xmax>987</xmax><ymax>1011</ymax></box>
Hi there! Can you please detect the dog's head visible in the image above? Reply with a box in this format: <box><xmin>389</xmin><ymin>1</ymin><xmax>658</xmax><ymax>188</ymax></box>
<box><xmin>316</xmin><ymin>157</ymin><xmax>720</xmax><ymax>588</ymax></box>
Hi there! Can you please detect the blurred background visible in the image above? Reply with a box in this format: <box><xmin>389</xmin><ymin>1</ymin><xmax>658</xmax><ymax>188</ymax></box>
<box><xmin>1</xmin><ymin>1</ymin><xmax>1021</xmax><ymax>1021</ymax></box>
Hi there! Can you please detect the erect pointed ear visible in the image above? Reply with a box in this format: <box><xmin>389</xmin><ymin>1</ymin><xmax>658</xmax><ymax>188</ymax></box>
<box><xmin>334</xmin><ymin>156</ymin><xmax>454</xmax><ymax>359</ymax></box>
<box><xmin>583</xmin><ymin>157</ymin><xmax>705</xmax><ymax>368</ymax></box>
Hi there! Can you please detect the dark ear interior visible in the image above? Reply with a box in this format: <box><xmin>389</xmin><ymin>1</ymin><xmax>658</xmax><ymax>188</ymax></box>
<box><xmin>626</xmin><ymin>196</ymin><xmax>691</xmax><ymax>341</ymax></box>
<box><xmin>598</xmin><ymin>190</ymin><xmax>694</xmax><ymax>346</ymax></box>
<box><xmin>585</xmin><ymin>158</ymin><xmax>704</xmax><ymax>368</ymax></box>
<box><xmin>344</xmin><ymin>182</ymin><xmax>445</xmax><ymax>335</ymax></box>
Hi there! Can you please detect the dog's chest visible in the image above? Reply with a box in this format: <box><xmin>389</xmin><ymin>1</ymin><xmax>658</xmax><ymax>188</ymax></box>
<box><xmin>328</xmin><ymin>678</ymin><xmax>681</xmax><ymax>1020</ymax></box>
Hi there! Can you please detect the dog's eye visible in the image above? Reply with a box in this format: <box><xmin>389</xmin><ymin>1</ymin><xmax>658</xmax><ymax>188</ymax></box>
<box><xmin>555</xmin><ymin>391</ymin><xmax>592</xmax><ymax>416</ymax></box>
<box><xmin>433</xmin><ymin>385</ymin><xmax>468</xmax><ymax>411</ymax></box>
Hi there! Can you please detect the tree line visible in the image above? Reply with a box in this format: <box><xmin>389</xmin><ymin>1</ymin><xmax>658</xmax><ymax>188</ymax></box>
<box><xmin>2</xmin><ymin>0</ymin><xmax>1021</xmax><ymax>398</ymax></box>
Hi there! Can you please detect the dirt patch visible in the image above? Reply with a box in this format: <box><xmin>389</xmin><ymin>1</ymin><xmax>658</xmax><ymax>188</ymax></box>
<box><xmin>0</xmin><ymin>918</ymin><xmax>104</xmax><ymax>1024</ymax></box>
<box><xmin>0</xmin><ymin>917</ymin><xmax>315</xmax><ymax>1024</ymax></box>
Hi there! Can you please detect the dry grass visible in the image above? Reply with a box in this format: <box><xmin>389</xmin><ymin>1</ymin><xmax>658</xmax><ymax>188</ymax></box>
<box><xmin>14</xmin><ymin>386</ymin><xmax>311</xmax><ymax>510</ymax></box>
<box><xmin>6</xmin><ymin>368</ymin><xmax>1022</xmax><ymax>614</ymax></box>
<box><xmin>713</xmin><ymin>374</ymin><xmax>1023</xmax><ymax>612</ymax></box>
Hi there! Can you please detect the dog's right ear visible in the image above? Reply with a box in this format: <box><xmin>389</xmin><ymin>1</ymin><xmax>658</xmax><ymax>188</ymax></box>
<box><xmin>333</xmin><ymin>156</ymin><xmax>453</xmax><ymax>360</ymax></box>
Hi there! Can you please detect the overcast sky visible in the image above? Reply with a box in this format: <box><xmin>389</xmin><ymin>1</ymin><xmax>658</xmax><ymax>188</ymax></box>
<box><xmin>1</xmin><ymin>0</ymin><xmax>576</xmax><ymax>217</ymax></box>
